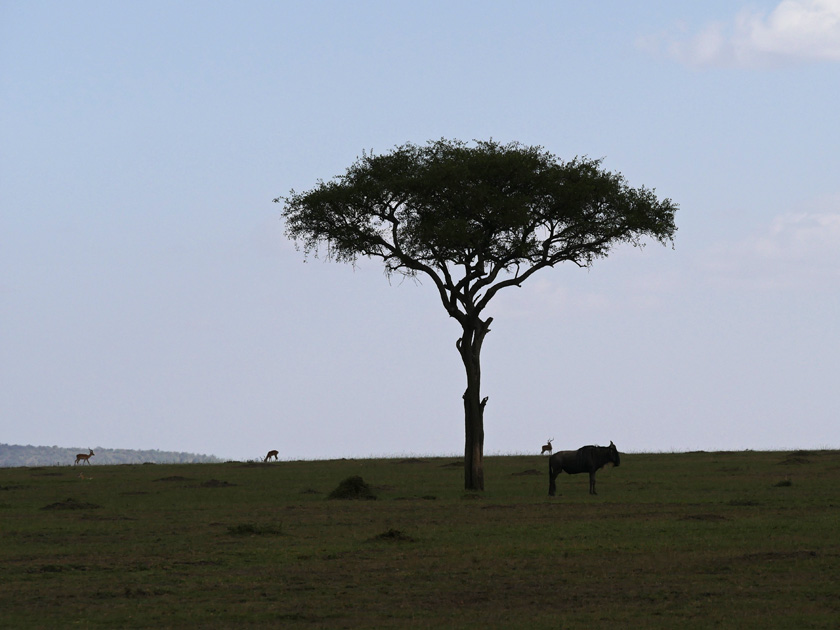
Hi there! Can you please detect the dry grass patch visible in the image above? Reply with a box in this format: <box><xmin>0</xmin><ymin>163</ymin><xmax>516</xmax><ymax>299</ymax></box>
<box><xmin>1</xmin><ymin>451</ymin><xmax>839</xmax><ymax>628</ymax></box>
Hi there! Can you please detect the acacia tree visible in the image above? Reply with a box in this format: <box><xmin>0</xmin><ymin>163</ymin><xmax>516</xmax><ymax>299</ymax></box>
<box><xmin>276</xmin><ymin>139</ymin><xmax>677</xmax><ymax>490</ymax></box>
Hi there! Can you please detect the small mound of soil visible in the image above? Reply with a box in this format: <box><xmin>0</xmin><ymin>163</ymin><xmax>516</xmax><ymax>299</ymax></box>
<box><xmin>371</xmin><ymin>528</ymin><xmax>416</xmax><ymax>542</ymax></box>
<box><xmin>41</xmin><ymin>498</ymin><xmax>101</xmax><ymax>510</ymax></box>
<box><xmin>227</xmin><ymin>522</ymin><xmax>283</xmax><ymax>536</ymax></box>
<box><xmin>779</xmin><ymin>456</ymin><xmax>810</xmax><ymax>465</ymax></box>
<box><xmin>740</xmin><ymin>550</ymin><xmax>817</xmax><ymax>563</ymax></box>
<box><xmin>327</xmin><ymin>476</ymin><xmax>376</xmax><ymax>500</ymax></box>
<box><xmin>155</xmin><ymin>476</ymin><xmax>191</xmax><ymax>482</ymax></box>
<box><xmin>680</xmin><ymin>513</ymin><xmax>727</xmax><ymax>521</ymax></box>
<box><xmin>511</xmin><ymin>469</ymin><xmax>541</xmax><ymax>476</ymax></box>
<box><xmin>201</xmin><ymin>479</ymin><xmax>235</xmax><ymax>488</ymax></box>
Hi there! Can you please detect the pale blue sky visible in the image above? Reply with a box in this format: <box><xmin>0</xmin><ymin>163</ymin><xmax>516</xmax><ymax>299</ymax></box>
<box><xmin>2</xmin><ymin>1</ymin><xmax>838</xmax><ymax>460</ymax></box>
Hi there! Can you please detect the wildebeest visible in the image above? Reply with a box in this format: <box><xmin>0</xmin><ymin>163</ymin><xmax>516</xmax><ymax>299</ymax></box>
<box><xmin>548</xmin><ymin>441</ymin><xmax>620</xmax><ymax>496</ymax></box>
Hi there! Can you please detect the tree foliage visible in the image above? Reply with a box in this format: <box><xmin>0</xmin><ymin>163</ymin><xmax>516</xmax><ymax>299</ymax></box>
<box><xmin>277</xmin><ymin>139</ymin><xmax>678</xmax><ymax>489</ymax></box>
<box><xmin>280</xmin><ymin>139</ymin><xmax>676</xmax><ymax>322</ymax></box>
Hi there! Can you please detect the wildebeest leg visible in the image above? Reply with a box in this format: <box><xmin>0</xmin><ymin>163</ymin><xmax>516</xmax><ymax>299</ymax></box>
<box><xmin>589</xmin><ymin>471</ymin><xmax>597</xmax><ymax>495</ymax></box>
<box><xmin>548</xmin><ymin>461</ymin><xmax>559</xmax><ymax>496</ymax></box>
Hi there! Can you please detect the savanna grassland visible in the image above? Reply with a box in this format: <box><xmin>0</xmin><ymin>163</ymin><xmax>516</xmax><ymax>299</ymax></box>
<box><xmin>1</xmin><ymin>450</ymin><xmax>838</xmax><ymax>628</ymax></box>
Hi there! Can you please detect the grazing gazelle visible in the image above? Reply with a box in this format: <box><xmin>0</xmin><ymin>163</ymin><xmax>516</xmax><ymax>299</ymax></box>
<box><xmin>540</xmin><ymin>438</ymin><xmax>554</xmax><ymax>455</ymax></box>
<box><xmin>74</xmin><ymin>449</ymin><xmax>95</xmax><ymax>465</ymax></box>
<box><xmin>264</xmin><ymin>449</ymin><xmax>279</xmax><ymax>462</ymax></box>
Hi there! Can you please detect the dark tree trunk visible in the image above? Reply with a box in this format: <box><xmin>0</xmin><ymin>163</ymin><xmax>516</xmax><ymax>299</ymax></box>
<box><xmin>457</xmin><ymin>317</ymin><xmax>491</xmax><ymax>491</ymax></box>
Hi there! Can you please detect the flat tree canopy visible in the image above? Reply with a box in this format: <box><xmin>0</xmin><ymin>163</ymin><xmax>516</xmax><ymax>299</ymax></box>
<box><xmin>277</xmin><ymin>139</ymin><xmax>677</xmax><ymax>490</ymax></box>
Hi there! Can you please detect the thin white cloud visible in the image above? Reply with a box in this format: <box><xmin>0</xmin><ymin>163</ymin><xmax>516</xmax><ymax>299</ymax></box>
<box><xmin>642</xmin><ymin>1</ymin><xmax>840</xmax><ymax>68</ymax></box>
<box><xmin>704</xmin><ymin>208</ymin><xmax>840</xmax><ymax>289</ymax></box>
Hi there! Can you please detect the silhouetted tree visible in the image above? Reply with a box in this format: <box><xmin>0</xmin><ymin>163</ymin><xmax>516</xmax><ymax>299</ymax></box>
<box><xmin>276</xmin><ymin>139</ymin><xmax>677</xmax><ymax>490</ymax></box>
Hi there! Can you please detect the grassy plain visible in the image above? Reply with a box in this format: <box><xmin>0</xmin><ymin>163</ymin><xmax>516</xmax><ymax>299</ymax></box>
<box><xmin>1</xmin><ymin>450</ymin><xmax>838</xmax><ymax>628</ymax></box>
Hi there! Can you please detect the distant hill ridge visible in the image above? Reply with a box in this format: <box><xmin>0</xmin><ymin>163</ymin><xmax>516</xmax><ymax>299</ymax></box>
<box><xmin>0</xmin><ymin>443</ymin><xmax>222</xmax><ymax>468</ymax></box>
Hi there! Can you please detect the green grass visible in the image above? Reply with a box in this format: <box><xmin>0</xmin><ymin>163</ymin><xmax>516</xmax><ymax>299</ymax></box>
<box><xmin>2</xmin><ymin>451</ymin><xmax>839</xmax><ymax>628</ymax></box>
